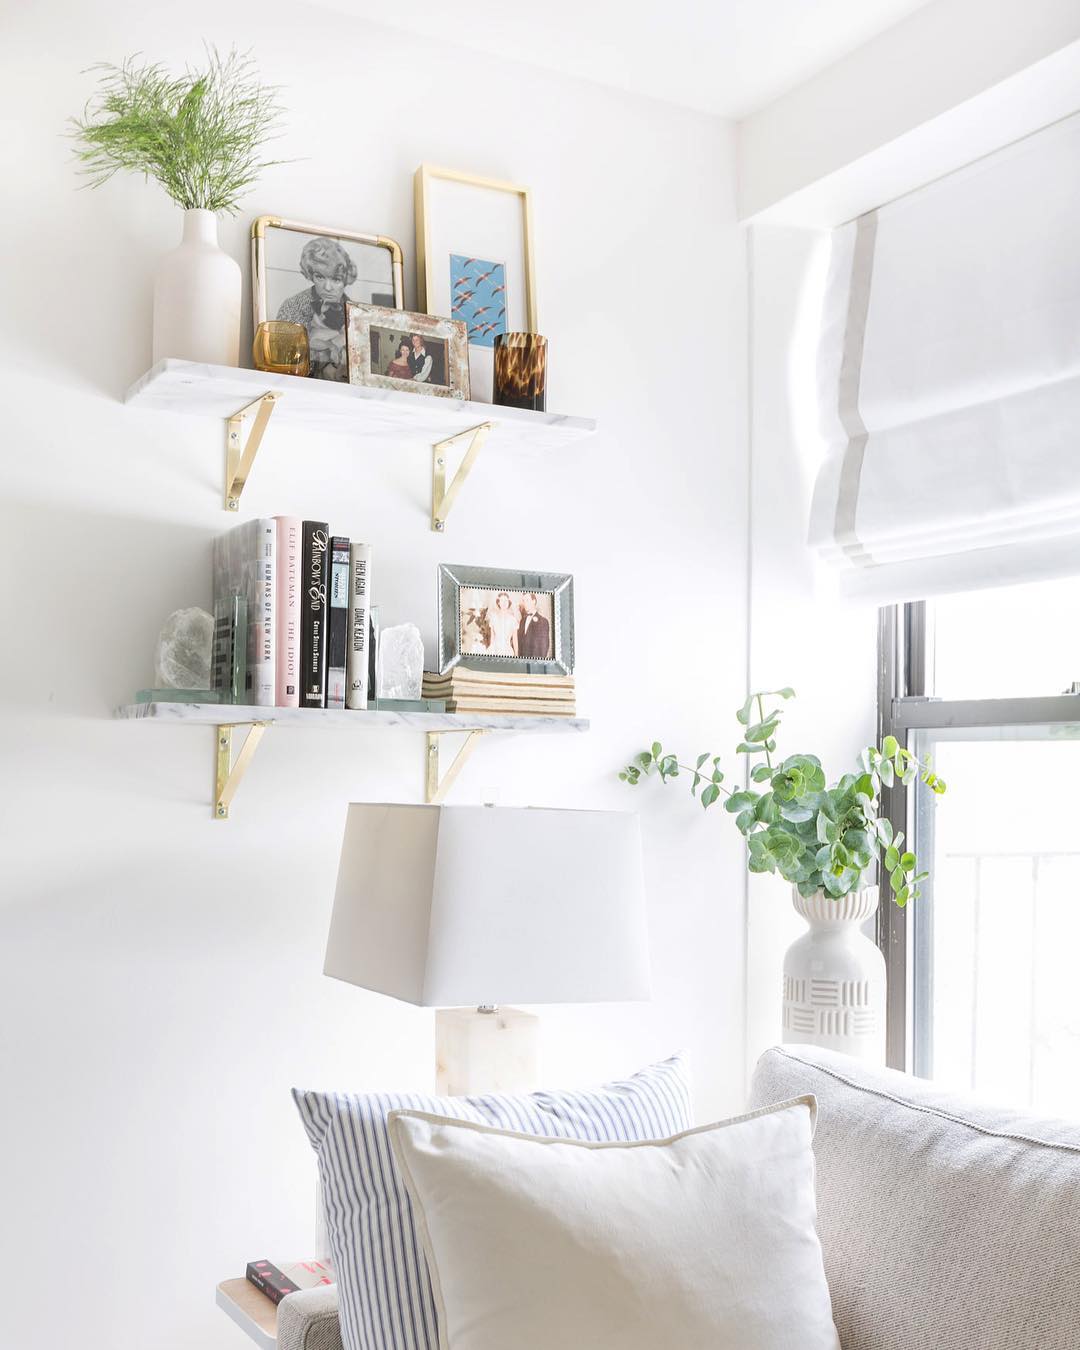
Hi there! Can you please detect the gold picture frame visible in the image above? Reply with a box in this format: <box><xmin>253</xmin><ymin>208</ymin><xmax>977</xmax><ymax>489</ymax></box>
<box><xmin>414</xmin><ymin>166</ymin><xmax>537</xmax><ymax>401</ymax></box>
<box><xmin>414</xmin><ymin>166</ymin><xmax>537</xmax><ymax>326</ymax></box>
<box><xmin>251</xmin><ymin>216</ymin><xmax>404</xmax><ymax>382</ymax></box>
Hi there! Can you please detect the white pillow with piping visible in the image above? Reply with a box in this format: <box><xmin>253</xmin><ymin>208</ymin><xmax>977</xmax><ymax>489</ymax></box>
<box><xmin>388</xmin><ymin>1094</ymin><xmax>839</xmax><ymax>1350</ymax></box>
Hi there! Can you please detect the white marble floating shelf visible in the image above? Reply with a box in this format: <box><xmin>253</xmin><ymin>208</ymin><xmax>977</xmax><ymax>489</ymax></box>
<box><xmin>116</xmin><ymin>702</ymin><xmax>590</xmax><ymax>733</ymax></box>
<box><xmin>124</xmin><ymin>360</ymin><xmax>597</xmax><ymax>453</ymax></box>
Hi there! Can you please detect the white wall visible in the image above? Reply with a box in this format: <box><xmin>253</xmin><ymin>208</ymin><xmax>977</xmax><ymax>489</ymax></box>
<box><xmin>738</xmin><ymin>0</ymin><xmax>1080</xmax><ymax>223</ymax></box>
<box><xmin>0</xmin><ymin>4</ymin><xmax>747</xmax><ymax>1348</ymax></box>
<box><xmin>744</xmin><ymin>225</ymin><xmax>877</xmax><ymax>1066</ymax></box>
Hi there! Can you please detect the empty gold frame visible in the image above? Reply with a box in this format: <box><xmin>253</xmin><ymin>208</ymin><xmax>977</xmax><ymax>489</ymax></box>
<box><xmin>414</xmin><ymin>166</ymin><xmax>538</xmax><ymax>331</ymax></box>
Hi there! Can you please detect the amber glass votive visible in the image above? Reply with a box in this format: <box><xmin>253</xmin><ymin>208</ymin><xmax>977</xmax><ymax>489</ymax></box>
<box><xmin>493</xmin><ymin>333</ymin><xmax>547</xmax><ymax>411</ymax></box>
<box><xmin>253</xmin><ymin>321</ymin><xmax>310</xmax><ymax>376</ymax></box>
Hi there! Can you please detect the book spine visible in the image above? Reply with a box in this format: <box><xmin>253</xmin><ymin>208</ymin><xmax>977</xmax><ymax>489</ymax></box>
<box><xmin>346</xmin><ymin>543</ymin><xmax>372</xmax><ymax>710</ymax></box>
<box><xmin>213</xmin><ymin>521</ymin><xmax>264</xmax><ymax>705</ymax></box>
<box><xmin>326</xmin><ymin>536</ymin><xmax>350</xmax><ymax>710</ymax></box>
<box><xmin>245</xmin><ymin>1261</ymin><xmax>298</xmax><ymax>1307</ymax></box>
<box><xmin>211</xmin><ymin>534</ymin><xmax>231</xmax><ymax>700</ymax></box>
<box><xmin>212</xmin><ymin>597</ymin><xmax>247</xmax><ymax>704</ymax></box>
<box><xmin>253</xmin><ymin>519</ymin><xmax>275</xmax><ymax>707</ymax></box>
<box><xmin>234</xmin><ymin>598</ymin><xmax>248</xmax><ymax>705</ymax></box>
<box><xmin>300</xmin><ymin>522</ymin><xmax>329</xmax><ymax>708</ymax></box>
<box><xmin>275</xmin><ymin>517</ymin><xmax>302</xmax><ymax>707</ymax></box>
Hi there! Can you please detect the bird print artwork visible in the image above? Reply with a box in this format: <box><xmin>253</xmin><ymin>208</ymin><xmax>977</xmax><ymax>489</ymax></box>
<box><xmin>449</xmin><ymin>254</ymin><xmax>507</xmax><ymax>349</ymax></box>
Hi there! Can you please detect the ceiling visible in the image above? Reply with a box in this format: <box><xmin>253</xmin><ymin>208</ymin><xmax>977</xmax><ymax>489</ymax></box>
<box><xmin>325</xmin><ymin>0</ymin><xmax>934</xmax><ymax>118</ymax></box>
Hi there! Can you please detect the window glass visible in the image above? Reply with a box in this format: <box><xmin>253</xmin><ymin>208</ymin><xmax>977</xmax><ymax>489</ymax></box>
<box><xmin>915</xmin><ymin>736</ymin><xmax>1080</xmax><ymax>1116</ymax></box>
<box><xmin>932</xmin><ymin>576</ymin><xmax>1080</xmax><ymax>700</ymax></box>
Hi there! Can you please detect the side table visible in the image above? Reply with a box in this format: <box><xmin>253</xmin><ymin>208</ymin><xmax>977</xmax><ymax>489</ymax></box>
<box><xmin>217</xmin><ymin>1278</ymin><xmax>277</xmax><ymax>1349</ymax></box>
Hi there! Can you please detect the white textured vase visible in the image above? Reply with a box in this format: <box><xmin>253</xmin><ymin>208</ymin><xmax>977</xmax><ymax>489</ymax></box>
<box><xmin>152</xmin><ymin>208</ymin><xmax>241</xmax><ymax>366</ymax></box>
<box><xmin>782</xmin><ymin>885</ymin><xmax>886</xmax><ymax>1062</ymax></box>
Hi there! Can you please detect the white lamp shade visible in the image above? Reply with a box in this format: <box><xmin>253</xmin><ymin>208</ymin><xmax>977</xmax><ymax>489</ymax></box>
<box><xmin>324</xmin><ymin>804</ymin><xmax>651</xmax><ymax>1007</ymax></box>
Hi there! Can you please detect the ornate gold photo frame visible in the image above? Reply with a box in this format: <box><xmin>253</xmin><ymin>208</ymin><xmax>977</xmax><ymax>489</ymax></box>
<box><xmin>346</xmin><ymin>303</ymin><xmax>470</xmax><ymax>401</ymax></box>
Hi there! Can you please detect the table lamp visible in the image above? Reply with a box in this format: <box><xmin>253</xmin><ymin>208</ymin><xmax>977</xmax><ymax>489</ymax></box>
<box><xmin>324</xmin><ymin>803</ymin><xmax>651</xmax><ymax>1094</ymax></box>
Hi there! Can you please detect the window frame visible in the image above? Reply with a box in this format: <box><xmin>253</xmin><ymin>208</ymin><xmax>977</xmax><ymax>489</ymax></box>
<box><xmin>877</xmin><ymin>601</ymin><xmax>1080</xmax><ymax>1071</ymax></box>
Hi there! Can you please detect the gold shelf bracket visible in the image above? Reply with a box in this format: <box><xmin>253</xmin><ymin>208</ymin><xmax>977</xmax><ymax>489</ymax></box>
<box><xmin>225</xmin><ymin>391</ymin><xmax>281</xmax><ymax>512</ymax></box>
<box><xmin>215</xmin><ymin>722</ymin><xmax>271</xmax><ymax>819</ymax></box>
<box><xmin>426</xmin><ymin>730</ymin><xmax>486</xmax><ymax>803</ymax></box>
<box><xmin>431</xmin><ymin>422</ymin><xmax>494</xmax><ymax>532</ymax></box>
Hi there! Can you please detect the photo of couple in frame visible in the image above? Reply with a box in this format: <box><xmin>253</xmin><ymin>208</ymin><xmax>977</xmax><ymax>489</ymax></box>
<box><xmin>459</xmin><ymin>587</ymin><xmax>555</xmax><ymax>661</ymax></box>
<box><xmin>438</xmin><ymin>564</ymin><xmax>575</xmax><ymax>677</ymax></box>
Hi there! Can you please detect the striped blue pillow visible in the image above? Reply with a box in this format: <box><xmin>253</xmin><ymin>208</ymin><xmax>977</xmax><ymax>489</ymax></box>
<box><xmin>293</xmin><ymin>1055</ymin><xmax>691</xmax><ymax>1350</ymax></box>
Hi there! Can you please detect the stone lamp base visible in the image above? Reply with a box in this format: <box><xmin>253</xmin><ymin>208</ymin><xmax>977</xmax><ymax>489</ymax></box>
<box><xmin>435</xmin><ymin>1006</ymin><xmax>539</xmax><ymax>1096</ymax></box>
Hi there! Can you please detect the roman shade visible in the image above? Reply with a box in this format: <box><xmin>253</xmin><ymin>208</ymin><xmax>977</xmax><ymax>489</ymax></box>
<box><xmin>809</xmin><ymin>112</ymin><xmax>1080</xmax><ymax>603</ymax></box>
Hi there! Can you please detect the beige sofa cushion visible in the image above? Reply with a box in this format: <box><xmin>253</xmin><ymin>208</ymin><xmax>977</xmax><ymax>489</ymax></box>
<box><xmin>388</xmin><ymin>1097</ymin><xmax>840</xmax><ymax>1350</ymax></box>
<box><xmin>750</xmin><ymin>1046</ymin><xmax>1080</xmax><ymax>1350</ymax></box>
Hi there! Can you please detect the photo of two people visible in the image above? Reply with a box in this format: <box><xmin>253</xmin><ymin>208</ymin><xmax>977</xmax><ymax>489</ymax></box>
<box><xmin>371</xmin><ymin>327</ymin><xmax>449</xmax><ymax>387</ymax></box>
<box><xmin>459</xmin><ymin>587</ymin><xmax>555</xmax><ymax>660</ymax></box>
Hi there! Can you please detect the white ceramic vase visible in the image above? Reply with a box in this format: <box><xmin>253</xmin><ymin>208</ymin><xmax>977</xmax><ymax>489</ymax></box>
<box><xmin>152</xmin><ymin>208</ymin><xmax>241</xmax><ymax>366</ymax></box>
<box><xmin>782</xmin><ymin>885</ymin><xmax>886</xmax><ymax>1062</ymax></box>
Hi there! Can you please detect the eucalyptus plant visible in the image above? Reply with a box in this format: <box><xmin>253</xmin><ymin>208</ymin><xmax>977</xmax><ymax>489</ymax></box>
<box><xmin>69</xmin><ymin>47</ymin><xmax>286</xmax><ymax>214</ymax></box>
<box><xmin>620</xmin><ymin>689</ymin><xmax>946</xmax><ymax>907</ymax></box>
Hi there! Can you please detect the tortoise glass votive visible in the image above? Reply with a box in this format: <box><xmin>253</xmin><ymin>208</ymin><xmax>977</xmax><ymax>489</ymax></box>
<box><xmin>493</xmin><ymin>333</ymin><xmax>548</xmax><ymax>411</ymax></box>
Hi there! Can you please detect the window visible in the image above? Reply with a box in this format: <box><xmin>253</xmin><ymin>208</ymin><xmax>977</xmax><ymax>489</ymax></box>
<box><xmin>879</xmin><ymin>588</ymin><xmax>1080</xmax><ymax>1116</ymax></box>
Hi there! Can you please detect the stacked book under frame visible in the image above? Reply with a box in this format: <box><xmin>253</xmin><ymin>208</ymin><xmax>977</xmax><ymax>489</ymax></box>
<box><xmin>422</xmin><ymin>668</ymin><xmax>576</xmax><ymax>717</ymax></box>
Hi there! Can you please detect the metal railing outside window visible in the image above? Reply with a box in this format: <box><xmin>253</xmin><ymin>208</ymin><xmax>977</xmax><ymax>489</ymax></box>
<box><xmin>878</xmin><ymin>598</ymin><xmax>1080</xmax><ymax>1113</ymax></box>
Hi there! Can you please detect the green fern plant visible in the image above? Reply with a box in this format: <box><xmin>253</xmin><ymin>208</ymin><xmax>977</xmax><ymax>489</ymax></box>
<box><xmin>69</xmin><ymin>46</ymin><xmax>286</xmax><ymax>215</ymax></box>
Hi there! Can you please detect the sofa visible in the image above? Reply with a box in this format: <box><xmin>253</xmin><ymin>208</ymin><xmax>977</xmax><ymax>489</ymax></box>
<box><xmin>278</xmin><ymin>1045</ymin><xmax>1080</xmax><ymax>1350</ymax></box>
<box><xmin>750</xmin><ymin>1045</ymin><xmax>1080</xmax><ymax>1348</ymax></box>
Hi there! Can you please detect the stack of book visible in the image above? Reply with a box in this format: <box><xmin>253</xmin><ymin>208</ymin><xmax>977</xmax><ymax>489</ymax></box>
<box><xmin>212</xmin><ymin>518</ymin><xmax>373</xmax><ymax>710</ymax></box>
<box><xmin>422</xmin><ymin>668</ymin><xmax>576</xmax><ymax>717</ymax></box>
